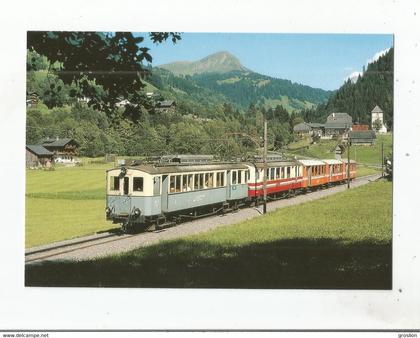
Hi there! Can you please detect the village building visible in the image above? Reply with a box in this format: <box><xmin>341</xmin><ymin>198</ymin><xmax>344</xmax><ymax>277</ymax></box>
<box><xmin>352</xmin><ymin>124</ymin><xmax>369</xmax><ymax>131</ymax></box>
<box><xmin>371</xmin><ymin>105</ymin><xmax>387</xmax><ymax>133</ymax></box>
<box><xmin>293</xmin><ymin>122</ymin><xmax>311</xmax><ymax>135</ymax></box>
<box><xmin>41</xmin><ymin>137</ymin><xmax>79</xmax><ymax>164</ymax></box>
<box><xmin>323</xmin><ymin>112</ymin><xmax>353</xmax><ymax>138</ymax></box>
<box><xmin>293</xmin><ymin>122</ymin><xmax>325</xmax><ymax>137</ymax></box>
<box><xmin>26</xmin><ymin>145</ymin><xmax>54</xmax><ymax>168</ymax></box>
<box><xmin>156</xmin><ymin>100</ymin><xmax>176</xmax><ymax>113</ymax></box>
<box><xmin>348</xmin><ymin>130</ymin><xmax>376</xmax><ymax>146</ymax></box>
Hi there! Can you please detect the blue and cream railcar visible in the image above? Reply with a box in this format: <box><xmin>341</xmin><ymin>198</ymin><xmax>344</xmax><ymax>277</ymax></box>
<box><xmin>106</xmin><ymin>162</ymin><xmax>249</xmax><ymax>230</ymax></box>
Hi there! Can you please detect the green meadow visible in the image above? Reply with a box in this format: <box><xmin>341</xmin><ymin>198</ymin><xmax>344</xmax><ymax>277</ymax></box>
<box><xmin>26</xmin><ymin>180</ymin><xmax>392</xmax><ymax>289</ymax></box>
<box><xmin>25</xmin><ymin>160</ymin><xmax>118</xmax><ymax>248</ymax></box>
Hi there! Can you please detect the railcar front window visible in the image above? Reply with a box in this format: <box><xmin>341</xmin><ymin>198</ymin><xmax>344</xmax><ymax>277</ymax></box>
<box><xmin>110</xmin><ymin>176</ymin><xmax>120</xmax><ymax>191</ymax></box>
<box><xmin>232</xmin><ymin>170</ymin><xmax>237</xmax><ymax>184</ymax></box>
<box><xmin>133</xmin><ymin>177</ymin><xmax>144</xmax><ymax>192</ymax></box>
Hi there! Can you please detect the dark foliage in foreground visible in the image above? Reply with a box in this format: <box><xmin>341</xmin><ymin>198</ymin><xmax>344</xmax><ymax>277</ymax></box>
<box><xmin>26</xmin><ymin>237</ymin><xmax>391</xmax><ymax>289</ymax></box>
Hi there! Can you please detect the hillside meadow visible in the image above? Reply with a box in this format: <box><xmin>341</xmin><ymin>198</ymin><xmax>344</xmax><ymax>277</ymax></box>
<box><xmin>26</xmin><ymin>180</ymin><xmax>392</xmax><ymax>289</ymax></box>
<box><xmin>286</xmin><ymin>133</ymin><xmax>392</xmax><ymax>165</ymax></box>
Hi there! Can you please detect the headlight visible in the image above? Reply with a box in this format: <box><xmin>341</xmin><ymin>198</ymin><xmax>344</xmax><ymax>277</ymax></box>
<box><xmin>105</xmin><ymin>207</ymin><xmax>111</xmax><ymax>215</ymax></box>
<box><xmin>133</xmin><ymin>208</ymin><xmax>141</xmax><ymax>217</ymax></box>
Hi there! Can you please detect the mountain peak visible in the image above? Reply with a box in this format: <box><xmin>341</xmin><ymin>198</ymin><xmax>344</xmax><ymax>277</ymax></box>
<box><xmin>159</xmin><ymin>51</ymin><xmax>248</xmax><ymax>75</ymax></box>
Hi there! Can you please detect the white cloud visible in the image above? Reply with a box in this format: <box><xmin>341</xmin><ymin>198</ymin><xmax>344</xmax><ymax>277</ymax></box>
<box><xmin>344</xmin><ymin>71</ymin><xmax>363</xmax><ymax>83</ymax></box>
<box><xmin>342</xmin><ymin>48</ymin><xmax>391</xmax><ymax>85</ymax></box>
<box><xmin>367</xmin><ymin>48</ymin><xmax>390</xmax><ymax>65</ymax></box>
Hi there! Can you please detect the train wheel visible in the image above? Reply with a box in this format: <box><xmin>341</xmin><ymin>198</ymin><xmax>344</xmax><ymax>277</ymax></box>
<box><xmin>122</xmin><ymin>221</ymin><xmax>134</xmax><ymax>234</ymax></box>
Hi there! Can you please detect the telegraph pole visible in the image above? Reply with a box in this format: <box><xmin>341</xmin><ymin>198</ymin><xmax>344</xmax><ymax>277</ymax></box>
<box><xmin>263</xmin><ymin>116</ymin><xmax>268</xmax><ymax>214</ymax></box>
<box><xmin>347</xmin><ymin>140</ymin><xmax>351</xmax><ymax>189</ymax></box>
<box><xmin>381</xmin><ymin>140</ymin><xmax>384</xmax><ymax>177</ymax></box>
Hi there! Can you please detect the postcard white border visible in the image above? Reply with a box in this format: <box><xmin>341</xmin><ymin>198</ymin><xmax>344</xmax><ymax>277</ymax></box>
<box><xmin>0</xmin><ymin>0</ymin><xmax>419</xmax><ymax>330</ymax></box>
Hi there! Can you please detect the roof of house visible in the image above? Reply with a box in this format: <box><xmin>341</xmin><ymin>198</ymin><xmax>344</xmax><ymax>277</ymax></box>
<box><xmin>324</xmin><ymin>122</ymin><xmax>351</xmax><ymax>129</ymax></box>
<box><xmin>371</xmin><ymin>105</ymin><xmax>383</xmax><ymax>113</ymax></box>
<box><xmin>41</xmin><ymin>138</ymin><xmax>78</xmax><ymax>147</ymax></box>
<box><xmin>293</xmin><ymin>122</ymin><xmax>310</xmax><ymax>132</ymax></box>
<box><xmin>308</xmin><ymin>122</ymin><xmax>325</xmax><ymax>128</ymax></box>
<box><xmin>157</xmin><ymin>100</ymin><xmax>176</xmax><ymax>108</ymax></box>
<box><xmin>349</xmin><ymin>130</ymin><xmax>376</xmax><ymax>139</ymax></box>
<box><xmin>26</xmin><ymin>145</ymin><xmax>53</xmax><ymax>156</ymax></box>
<box><xmin>325</xmin><ymin>112</ymin><xmax>352</xmax><ymax>129</ymax></box>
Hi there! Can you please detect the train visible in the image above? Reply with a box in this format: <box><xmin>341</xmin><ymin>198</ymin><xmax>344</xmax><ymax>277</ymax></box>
<box><xmin>105</xmin><ymin>155</ymin><xmax>356</xmax><ymax>232</ymax></box>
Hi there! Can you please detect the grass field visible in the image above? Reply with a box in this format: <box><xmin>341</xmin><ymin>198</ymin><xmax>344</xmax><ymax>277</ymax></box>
<box><xmin>286</xmin><ymin>133</ymin><xmax>392</xmax><ymax>165</ymax></box>
<box><xmin>26</xmin><ymin>180</ymin><xmax>392</xmax><ymax>289</ymax></box>
<box><xmin>25</xmin><ymin>161</ymin><xmax>118</xmax><ymax>248</ymax></box>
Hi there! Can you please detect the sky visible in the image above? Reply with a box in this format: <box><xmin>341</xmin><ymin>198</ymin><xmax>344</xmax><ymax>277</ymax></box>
<box><xmin>137</xmin><ymin>33</ymin><xmax>393</xmax><ymax>91</ymax></box>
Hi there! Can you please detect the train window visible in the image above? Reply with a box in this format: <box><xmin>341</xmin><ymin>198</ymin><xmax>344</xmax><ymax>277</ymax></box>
<box><xmin>221</xmin><ymin>172</ymin><xmax>225</xmax><ymax>186</ymax></box>
<box><xmin>187</xmin><ymin>174</ymin><xmax>193</xmax><ymax>191</ymax></box>
<box><xmin>287</xmin><ymin>167</ymin><xmax>291</xmax><ymax>178</ymax></box>
<box><xmin>199</xmin><ymin>174</ymin><xmax>204</xmax><ymax>189</ymax></box>
<box><xmin>175</xmin><ymin>175</ymin><xmax>181</xmax><ymax>192</ymax></box>
<box><xmin>170</xmin><ymin>176</ymin><xmax>175</xmax><ymax>193</ymax></box>
<box><xmin>276</xmin><ymin>168</ymin><xmax>280</xmax><ymax>179</ymax></box>
<box><xmin>232</xmin><ymin>170</ymin><xmax>237</xmax><ymax>184</ymax></box>
<box><xmin>110</xmin><ymin>176</ymin><xmax>120</xmax><ymax>191</ymax></box>
<box><xmin>194</xmin><ymin>174</ymin><xmax>199</xmax><ymax>190</ymax></box>
<box><xmin>238</xmin><ymin>170</ymin><xmax>242</xmax><ymax>184</ymax></box>
<box><xmin>281</xmin><ymin>167</ymin><xmax>285</xmax><ymax>179</ymax></box>
<box><xmin>270</xmin><ymin>168</ymin><xmax>275</xmax><ymax>180</ymax></box>
<box><xmin>206</xmin><ymin>172</ymin><xmax>214</xmax><ymax>188</ymax></box>
<box><xmin>204</xmin><ymin>173</ymin><xmax>209</xmax><ymax>189</ymax></box>
<box><xmin>133</xmin><ymin>177</ymin><xmax>144</xmax><ymax>192</ymax></box>
<box><xmin>182</xmin><ymin>174</ymin><xmax>188</xmax><ymax>192</ymax></box>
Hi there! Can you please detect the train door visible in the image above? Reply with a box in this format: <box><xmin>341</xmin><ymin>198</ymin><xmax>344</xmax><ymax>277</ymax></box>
<box><xmin>161</xmin><ymin>175</ymin><xmax>169</xmax><ymax>212</ymax></box>
<box><xmin>226</xmin><ymin>170</ymin><xmax>233</xmax><ymax>199</ymax></box>
<box><xmin>153</xmin><ymin>176</ymin><xmax>161</xmax><ymax>195</ymax></box>
<box><xmin>118</xmin><ymin>176</ymin><xmax>131</xmax><ymax>214</ymax></box>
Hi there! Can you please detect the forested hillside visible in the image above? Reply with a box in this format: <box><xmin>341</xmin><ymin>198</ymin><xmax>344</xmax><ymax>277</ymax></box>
<box><xmin>300</xmin><ymin>48</ymin><xmax>393</xmax><ymax>128</ymax></box>
<box><xmin>26</xmin><ymin>50</ymin><xmax>298</xmax><ymax>158</ymax></box>
<box><xmin>158</xmin><ymin>51</ymin><xmax>332</xmax><ymax>112</ymax></box>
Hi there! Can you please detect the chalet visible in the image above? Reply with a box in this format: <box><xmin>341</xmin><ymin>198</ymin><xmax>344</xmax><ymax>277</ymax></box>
<box><xmin>293</xmin><ymin>122</ymin><xmax>311</xmax><ymax>134</ymax></box>
<box><xmin>324</xmin><ymin>113</ymin><xmax>352</xmax><ymax>138</ymax></box>
<box><xmin>41</xmin><ymin>138</ymin><xmax>79</xmax><ymax>163</ymax></box>
<box><xmin>293</xmin><ymin>122</ymin><xmax>324</xmax><ymax>137</ymax></box>
<box><xmin>26</xmin><ymin>145</ymin><xmax>54</xmax><ymax>168</ymax></box>
<box><xmin>156</xmin><ymin>100</ymin><xmax>176</xmax><ymax>113</ymax></box>
<box><xmin>348</xmin><ymin>130</ymin><xmax>376</xmax><ymax>146</ymax></box>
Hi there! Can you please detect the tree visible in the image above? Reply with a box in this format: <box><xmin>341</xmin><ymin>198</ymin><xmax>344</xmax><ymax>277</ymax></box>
<box><xmin>27</xmin><ymin>31</ymin><xmax>181</xmax><ymax>120</ymax></box>
<box><xmin>372</xmin><ymin>118</ymin><xmax>382</xmax><ymax>132</ymax></box>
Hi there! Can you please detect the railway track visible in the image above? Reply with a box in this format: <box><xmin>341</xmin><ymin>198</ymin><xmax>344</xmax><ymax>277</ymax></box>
<box><xmin>25</xmin><ymin>173</ymin><xmax>383</xmax><ymax>264</ymax></box>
